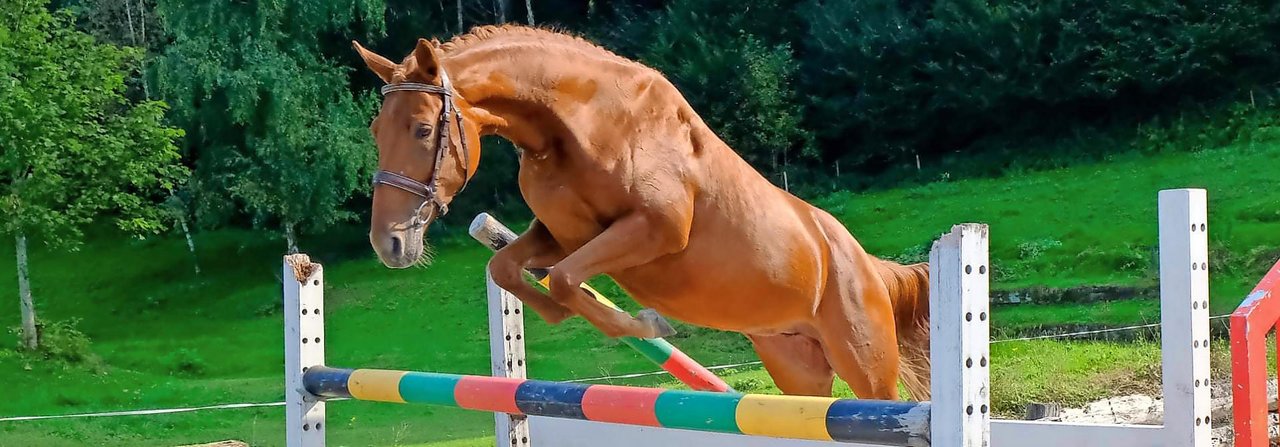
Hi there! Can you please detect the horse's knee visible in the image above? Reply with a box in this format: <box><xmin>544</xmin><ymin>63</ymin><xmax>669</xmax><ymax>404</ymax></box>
<box><xmin>545</xmin><ymin>267</ymin><xmax>580</xmax><ymax>303</ymax></box>
<box><xmin>487</xmin><ymin>252</ymin><xmax>526</xmax><ymax>291</ymax></box>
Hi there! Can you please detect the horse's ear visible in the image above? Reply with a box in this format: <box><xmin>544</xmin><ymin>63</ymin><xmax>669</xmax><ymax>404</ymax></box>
<box><xmin>352</xmin><ymin>40</ymin><xmax>397</xmax><ymax>83</ymax></box>
<box><xmin>410</xmin><ymin>38</ymin><xmax>443</xmax><ymax>84</ymax></box>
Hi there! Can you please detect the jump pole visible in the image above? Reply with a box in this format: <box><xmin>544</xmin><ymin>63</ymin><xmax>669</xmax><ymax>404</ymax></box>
<box><xmin>469</xmin><ymin>213</ymin><xmax>733</xmax><ymax>393</ymax></box>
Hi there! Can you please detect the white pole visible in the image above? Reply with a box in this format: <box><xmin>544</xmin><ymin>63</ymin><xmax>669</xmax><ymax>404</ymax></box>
<box><xmin>929</xmin><ymin>224</ymin><xmax>992</xmax><ymax>447</ymax></box>
<box><xmin>488</xmin><ymin>270</ymin><xmax>530</xmax><ymax>447</ymax></box>
<box><xmin>1157</xmin><ymin>189</ymin><xmax>1212</xmax><ymax>446</ymax></box>
<box><xmin>284</xmin><ymin>254</ymin><xmax>326</xmax><ymax>447</ymax></box>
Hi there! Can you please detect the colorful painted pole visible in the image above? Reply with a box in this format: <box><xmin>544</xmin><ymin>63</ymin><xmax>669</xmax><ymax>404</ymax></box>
<box><xmin>303</xmin><ymin>366</ymin><xmax>930</xmax><ymax>446</ymax></box>
<box><xmin>469</xmin><ymin>213</ymin><xmax>733</xmax><ymax>393</ymax></box>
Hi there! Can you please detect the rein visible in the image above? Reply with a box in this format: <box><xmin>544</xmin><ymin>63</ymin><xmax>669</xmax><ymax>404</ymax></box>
<box><xmin>372</xmin><ymin>68</ymin><xmax>472</xmax><ymax>227</ymax></box>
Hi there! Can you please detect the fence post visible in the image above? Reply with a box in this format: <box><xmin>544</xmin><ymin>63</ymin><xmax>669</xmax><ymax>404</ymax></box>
<box><xmin>930</xmin><ymin>224</ymin><xmax>992</xmax><ymax>446</ymax></box>
<box><xmin>1157</xmin><ymin>189</ymin><xmax>1212</xmax><ymax>446</ymax></box>
<box><xmin>488</xmin><ymin>269</ymin><xmax>531</xmax><ymax>447</ymax></box>
<box><xmin>284</xmin><ymin>254</ymin><xmax>326</xmax><ymax>447</ymax></box>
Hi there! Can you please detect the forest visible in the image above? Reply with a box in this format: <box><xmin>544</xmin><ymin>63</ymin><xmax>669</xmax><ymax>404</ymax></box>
<box><xmin>11</xmin><ymin>0</ymin><xmax>1279</xmax><ymax>253</ymax></box>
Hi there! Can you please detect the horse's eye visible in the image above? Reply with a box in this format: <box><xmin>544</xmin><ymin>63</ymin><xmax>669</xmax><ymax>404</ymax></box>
<box><xmin>414</xmin><ymin>124</ymin><xmax>433</xmax><ymax>140</ymax></box>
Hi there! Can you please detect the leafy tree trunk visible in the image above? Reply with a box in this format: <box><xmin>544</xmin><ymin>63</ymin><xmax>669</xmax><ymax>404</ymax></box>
<box><xmin>284</xmin><ymin>222</ymin><xmax>300</xmax><ymax>254</ymax></box>
<box><xmin>178</xmin><ymin>217</ymin><xmax>200</xmax><ymax>274</ymax></box>
<box><xmin>525</xmin><ymin>0</ymin><xmax>533</xmax><ymax>24</ymax></box>
<box><xmin>496</xmin><ymin>0</ymin><xmax>508</xmax><ymax>22</ymax></box>
<box><xmin>457</xmin><ymin>0</ymin><xmax>463</xmax><ymax>32</ymax></box>
<box><xmin>16</xmin><ymin>233</ymin><xmax>37</xmax><ymax>350</ymax></box>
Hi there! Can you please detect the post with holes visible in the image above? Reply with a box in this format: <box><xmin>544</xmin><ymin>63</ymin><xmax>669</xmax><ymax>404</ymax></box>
<box><xmin>488</xmin><ymin>270</ymin><xmax>531</xmax><ymax>447</ymax></box>
<box><xmin>930</xmin><ymin>224</ymin><xmax>992</xmax><ymax>446</ymax></box>
<box><xmin>285</xmin><ymin>254</ymin><xmax>326</xmax><ymax>447</ymax></box>
<box><xmin>1158</xmin><ymin>189</ymin><xmax>1212</xmax><ymax>446</ymax></box>
<box><xmin>1231</xmin><ymin>258</ymin><xmax>1280</xmax><ymax>447</ymax></box>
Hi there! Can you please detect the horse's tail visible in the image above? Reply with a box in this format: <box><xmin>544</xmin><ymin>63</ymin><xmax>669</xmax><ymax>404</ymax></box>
<box><xmin>876</xmin><ymin>258</ymin><xmax>931</xmax><ymax>401</ymax></box>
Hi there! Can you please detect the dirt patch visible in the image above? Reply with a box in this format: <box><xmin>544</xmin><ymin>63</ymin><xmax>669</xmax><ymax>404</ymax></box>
<box><xmin>1019</xmin><ymin>378</ymin><xmax>1278</xmax><ymax>446</ymax></box>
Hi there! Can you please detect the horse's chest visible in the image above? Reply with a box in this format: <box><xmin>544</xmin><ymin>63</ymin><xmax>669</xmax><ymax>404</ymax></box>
<box><xmin>517</xmin><ymin>160</ymin><xmax>618</xmax><ymax>251</ymax></box>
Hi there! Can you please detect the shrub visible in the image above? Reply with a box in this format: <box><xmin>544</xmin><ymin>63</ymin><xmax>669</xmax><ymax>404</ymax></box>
<box><xmin>165</xmin><ymin>348</ymin><xmax>208</xmax><ymax>376</ymax></box>
<box><xmin>14</xmin><ymin>318</ymin><xmax>101</xmax><ymax>367</ymax></box>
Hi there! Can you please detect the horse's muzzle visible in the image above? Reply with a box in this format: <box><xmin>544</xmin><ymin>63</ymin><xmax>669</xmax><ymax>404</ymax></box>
<box><xmin>370</xmin><ymin>226</ymin><xmax>425</xmax><ymax>268</ymax></box>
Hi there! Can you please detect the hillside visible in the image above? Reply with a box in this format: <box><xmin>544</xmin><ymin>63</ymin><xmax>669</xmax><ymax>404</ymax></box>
<box><xmin>2</xmin><ymin>141</ymin><xmax>1277</xmax><ymax>446</ymax></box>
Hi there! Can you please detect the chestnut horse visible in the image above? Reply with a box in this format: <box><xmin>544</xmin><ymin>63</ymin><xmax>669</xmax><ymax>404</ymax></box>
<box><xmin>353</xmin><ymin>26</ymin><xmax>931</xmax><ymax>400</ymax></box>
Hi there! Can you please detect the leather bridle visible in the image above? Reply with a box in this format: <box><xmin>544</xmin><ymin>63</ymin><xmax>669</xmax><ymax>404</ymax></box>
<box><xmin>372</xmin><ymin>68</ymin><xmax>472</xmax><ymax>228</ymax></box>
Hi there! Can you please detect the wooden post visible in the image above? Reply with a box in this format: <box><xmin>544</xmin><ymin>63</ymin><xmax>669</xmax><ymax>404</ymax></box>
<box><xmin>488</xmin><ymin>270</ymin><xmax>530</xmax><ymax>447</ymax></box>
<box><xmin>284</xmin><ymin>254</ymin><xmax>326</xmax><ymax>447</ymax></box>
<box><xmin>930</xmin><ymin>224</ymin><xmax>992</xmax><ymax>447</ymax></box>
<box><xmin>1158</xmin><ymin>189</ymin><xmax>1212</xmax><ymax>446</ymax></box>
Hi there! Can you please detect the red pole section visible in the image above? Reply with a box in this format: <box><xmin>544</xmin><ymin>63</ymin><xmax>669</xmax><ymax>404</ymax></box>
<box><xmin>1232</xmin><ymin>258</ymin><xmax>1280</xmax><ymax>447</ymax></box>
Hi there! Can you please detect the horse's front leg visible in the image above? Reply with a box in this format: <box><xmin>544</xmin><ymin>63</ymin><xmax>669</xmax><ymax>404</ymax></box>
<box><xmin>545</xmin><ymin>212</ymin><xmax>686</xmax><ymax>339</ymax></box>
<box><xmin>488</xmin><ymin>219</ymin><xmax>575</xmax><ymax>324</ymax></box>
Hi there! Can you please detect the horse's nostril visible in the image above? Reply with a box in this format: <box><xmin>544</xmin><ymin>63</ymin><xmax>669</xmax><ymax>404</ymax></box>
<box><xmin>390</xmin><ymin>236</ymin><xmax>402</xmax><ymax>256</ymax></box>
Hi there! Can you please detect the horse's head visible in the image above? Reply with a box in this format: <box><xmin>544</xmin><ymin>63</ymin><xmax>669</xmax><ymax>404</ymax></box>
<box><xmin>353</xmin><ymin>38</ymin><xmax>484</xmax><ymax>268</ymax></box>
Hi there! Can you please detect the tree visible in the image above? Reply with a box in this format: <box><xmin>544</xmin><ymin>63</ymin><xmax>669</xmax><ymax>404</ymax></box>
<box><xmin>152</xmin><ymin>0</ymin><xmax>383</xmax><ymax>253</ymax></box>
<box><xmin>607</xmin><ymin>0</ymin><xmax>812</xmax><ymax>179</ymax></box>
<box><xmin>65</xmin><ymin>0</ymin><xmax>164</xmax><ymax>100</ymax></box>
<box><xmin>70</xmin><ymin>0</ymin><xmax>203</xmax><ymax>274</ymax></box>
<box><xmin>0</xmin><ymin>0</ymin><xmax>187</xmax><ymax>350</ymax></box>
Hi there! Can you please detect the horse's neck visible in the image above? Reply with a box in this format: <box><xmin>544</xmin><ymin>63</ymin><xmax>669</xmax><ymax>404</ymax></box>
<box><xmin>446</xmin><ymin>48</ymin><xmax>634</xmax><ymax>154</ymax></box>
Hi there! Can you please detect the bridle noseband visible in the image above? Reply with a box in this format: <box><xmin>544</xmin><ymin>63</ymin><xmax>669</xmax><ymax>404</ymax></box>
<box><xmin>372</xmin><ymin>68</ymin><xmax>472</xmax><ymax>228</ymax></box>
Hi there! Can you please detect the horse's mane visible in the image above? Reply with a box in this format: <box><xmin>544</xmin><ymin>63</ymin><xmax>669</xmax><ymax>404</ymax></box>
<box><xmin>439</xmin><ymin>24</ymin><xmax>648</xmax><ymax>71</ymax></box>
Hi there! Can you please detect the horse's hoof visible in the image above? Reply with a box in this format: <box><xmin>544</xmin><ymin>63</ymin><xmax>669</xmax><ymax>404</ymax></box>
<box><xmin>637</xmin><ymin>308</ymin><xmax>677</xmax><ymax>338</ymax></box>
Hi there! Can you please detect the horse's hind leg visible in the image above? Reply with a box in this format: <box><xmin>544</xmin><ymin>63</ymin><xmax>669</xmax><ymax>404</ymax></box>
<box><xmin>815</xmin><ymin>276</ymin><xmax>903</xmax><ymax>400</ymax></box>
<box><xmin>748</xmin><ymin>334</ymin><xmax>835</xmax><ymax>396</ymax></box>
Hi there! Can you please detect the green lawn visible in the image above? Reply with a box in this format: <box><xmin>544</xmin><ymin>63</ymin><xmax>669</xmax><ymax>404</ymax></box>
<box><xmin>2</xmin><ymin>141</ymin><xmax>1279</xmax><ymax>446</ymax></box>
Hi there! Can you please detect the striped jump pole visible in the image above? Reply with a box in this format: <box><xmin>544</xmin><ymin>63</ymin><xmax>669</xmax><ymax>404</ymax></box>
<box><xmin>469</xmin><ymin>213</ymin><xmax>733</xmax><ymax>393</ymax></box>
<box><xmin>302</xmin><ymin>366</ymin><xmax>930</xmax><ymax>446</ymax></box>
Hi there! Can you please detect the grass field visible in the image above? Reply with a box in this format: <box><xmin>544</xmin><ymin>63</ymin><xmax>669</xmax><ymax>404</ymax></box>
<box><xmin>2</xmin><ymin>140</ymin><xmax>1279</xmax><ymax>446</ymax></box>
